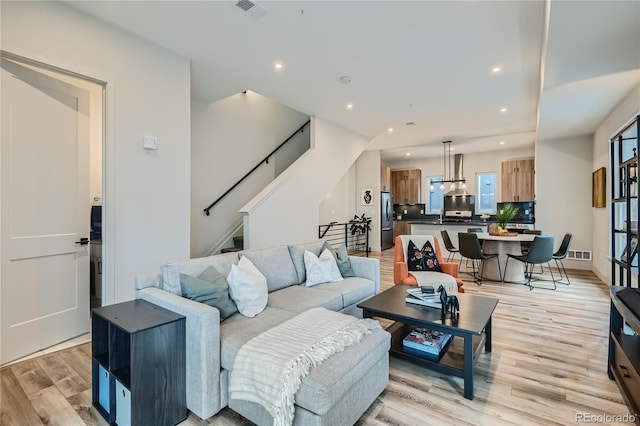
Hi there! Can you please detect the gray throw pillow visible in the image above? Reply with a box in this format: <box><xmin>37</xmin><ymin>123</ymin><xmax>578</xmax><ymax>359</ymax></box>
<box><xmin>322</xmin><ymin>242</ymin><xmax>356</xmax><ymax>277</ymax></box>
<box><xmin>180</xmin><ymin>266</ymin><xmax>238</xmax><ymax>320</ymax></box>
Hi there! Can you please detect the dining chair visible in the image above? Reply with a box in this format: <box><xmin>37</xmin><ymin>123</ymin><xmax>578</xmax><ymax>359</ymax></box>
<box><xmin>440</xmin><ymin>230</ymin><xmax>460</xmax><ymax>262</ymax></box>
<box><xmin>552</xmin><ymin>233</ymin><xmax>573</xmax><ymax>285</ymax></box>
<box><xmin>458</xmin><ymin>232</ymin><xmax>501</xmax><ymax>284</ymax></box>
<box><xmin>521</xmin><ymin>229</ymin><xmax>543</xmax><ymax>272</ymax></box>
<box><xmin>505</xmin><ymin>235</ymin><xmax>556</xmax><ymax>290</ymax></box>
<box><xmin>521</xmin><ymin>229</ymin><xmax>542</xmax><ymax>253</ymax></box>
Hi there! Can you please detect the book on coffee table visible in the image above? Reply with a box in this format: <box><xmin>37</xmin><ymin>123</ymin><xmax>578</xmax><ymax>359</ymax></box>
<box><xmin>405</xmin><ymin>288</ymin><xmax>441</xmax><ymax>308</ymax></box>
<box><xmin>402</xmin><ymin>328</ymin><xmax>452</xmax><ymax>354</ymax></box>
<box><xmin>402</xmin><ymin>328</ymin><xmax>453</xmax><ymax>361</ymax></box>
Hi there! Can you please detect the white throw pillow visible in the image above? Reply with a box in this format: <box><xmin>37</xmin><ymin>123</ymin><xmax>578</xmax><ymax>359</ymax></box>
<box><xmin>304</xmin><ymin>248</ymin><xmax>343</xmax><ymax>287</ymax></box>
<box><xmin>227</xmin><ymin>256</ymin><xmax>268</xmax><ymax>318</ymax></box>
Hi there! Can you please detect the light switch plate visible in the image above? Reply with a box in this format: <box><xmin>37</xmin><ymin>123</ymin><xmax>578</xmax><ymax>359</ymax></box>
<box><xmin>143</xmin><ymin>136</ymin><xmax>157</xmax><ymax>150</ymax></box>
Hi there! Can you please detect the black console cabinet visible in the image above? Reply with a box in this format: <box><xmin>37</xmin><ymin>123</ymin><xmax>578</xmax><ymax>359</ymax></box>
<box><xmin>608</xmin><ymin>286</ymin><xmax>640</xmax><ymax>424</ymax></box>
<box><xmin>92</xmin><ymin>299</ymin><xmax>186</xmax><ymax>426</ymax></box>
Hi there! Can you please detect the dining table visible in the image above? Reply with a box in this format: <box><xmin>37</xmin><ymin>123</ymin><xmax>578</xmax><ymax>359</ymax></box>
<box><xmin>473</xmin><ymin>233</ymin><xmax>538</xmax><ymax>282</ymax></box>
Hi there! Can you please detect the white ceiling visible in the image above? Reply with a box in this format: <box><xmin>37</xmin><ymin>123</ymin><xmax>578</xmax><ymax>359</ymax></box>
<box><xmin>66</xmin><ymin>0</ymin><xmax>640</xmax><ymax>160</ymax></box>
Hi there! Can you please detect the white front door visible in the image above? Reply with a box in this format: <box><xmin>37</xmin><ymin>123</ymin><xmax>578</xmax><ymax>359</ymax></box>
<box><xmin>1</xmin><ymin>58</ymin><xmax>90</xmax><ymax>364</ymax></box>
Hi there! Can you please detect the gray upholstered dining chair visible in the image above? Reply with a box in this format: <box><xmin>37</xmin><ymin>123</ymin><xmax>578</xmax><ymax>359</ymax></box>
<box><xmin>458</xmin><ymin>232</ymin><xmax>501</xmax><ymax>284</ymax></box>
<box><xmin>505</xmin><ymin>235</ymin><xmax>556</xmax><ymax>290</ymax></box>
<box><xmin>521</xmin><ymin>229</ymin><xmax>542</xmax><ymax>254</ymax></box>
<box><xmin>521</xmin><ymin>229</ymin><xmax>543</xmax><ymax>272</ymax></box>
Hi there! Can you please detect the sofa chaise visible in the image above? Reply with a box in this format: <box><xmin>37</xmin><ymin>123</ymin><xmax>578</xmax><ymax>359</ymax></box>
<box><xmin>135</xmin><ymin>239</ymin><xmax>390</xmax><ymax>425</ymax></box>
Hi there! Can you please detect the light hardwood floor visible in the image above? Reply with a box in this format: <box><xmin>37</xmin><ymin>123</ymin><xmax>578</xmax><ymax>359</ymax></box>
<box><xmin>0</xmin><ymin>250</ymin><xmax>632</xmax><ymax>425</ymax></box>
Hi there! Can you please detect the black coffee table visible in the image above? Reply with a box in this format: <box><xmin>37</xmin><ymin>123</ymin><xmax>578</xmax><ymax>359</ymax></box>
<box><xmin>358</xmin><ymin>285</ymin><xmax>498</xmax><ymax>399</ymax></box>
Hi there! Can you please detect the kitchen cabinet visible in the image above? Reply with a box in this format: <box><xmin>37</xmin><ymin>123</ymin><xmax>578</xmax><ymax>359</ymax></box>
<box><xmin>380</xmin><ymin>164</ymin><xmax>391</xmax><ymax>192</ymax></box>
<box><xmin>393</xmin><ymin>220</ymin><xmax>412</xmax><ymax>241</ymax></box>
<box><xmin>501</xmin><ymin>159</ymin><xmax>534</xmax><ymax>202</ymax></box>
<box><xmin>391</xmin><ymin>169</ymin><xmax>422</xmax><ymax>204</ymax></box>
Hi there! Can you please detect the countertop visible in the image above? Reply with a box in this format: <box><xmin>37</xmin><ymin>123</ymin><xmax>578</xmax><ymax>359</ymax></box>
<box><xmin>406</xmin><ymin>221</ymin><xmax>489</xmax><ymax>226</ymax></box>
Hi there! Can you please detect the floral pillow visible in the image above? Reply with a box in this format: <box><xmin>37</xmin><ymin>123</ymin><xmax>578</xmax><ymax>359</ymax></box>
<box><xmin>407</xmin><ymin>239</ymin><xmax>442</xmax><ymax>272</ymax></box>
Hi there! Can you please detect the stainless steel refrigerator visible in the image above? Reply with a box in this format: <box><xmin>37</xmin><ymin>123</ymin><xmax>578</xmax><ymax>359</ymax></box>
<box><xmin>381</xmin><ymin>192</ymin><xmax>394</xmax><ymax>250</ymax></box>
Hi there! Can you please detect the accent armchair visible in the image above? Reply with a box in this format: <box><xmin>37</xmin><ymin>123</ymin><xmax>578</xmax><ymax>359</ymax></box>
<box><xmin>394</xmin><ymin>235</ymin><xmax>464</xmax><ymax>293</ymax></box>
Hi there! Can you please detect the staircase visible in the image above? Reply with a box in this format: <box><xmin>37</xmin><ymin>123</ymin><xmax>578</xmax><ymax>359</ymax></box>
<box><xmin>220</xmin><ymin>235</ymin><xmax>244</xmax><ymax>253</ymax></box>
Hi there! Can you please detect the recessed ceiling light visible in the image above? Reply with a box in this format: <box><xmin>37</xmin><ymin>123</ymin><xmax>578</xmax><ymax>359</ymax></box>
<box><xmin>449</xmin><ymin>147</ymin><xmax>454</xmax><ymax>152</ymax></box>
<box><xmin>273</xmin><ymin>61</ymin><xmax>284</xmax><ymax>71</ymax></box>
<box><xmin>406</xmin><ymin>152</ymin><xmax>411</xmax><ymax>157</ymax></box>
<box><xmin>500</xmin><ymin>107</ymin><xmax>508</xmax><ymax>113</ymax></box>
<box><xmin>388</xmin><ymin>127</ymin><xmax>394</xmax><ymax>133</ymax></box>
<box><xmin>345</xmin><ymin>102</ymin><xmax>354</xmax><ymax>110</ymax></box>
<box><xmin>492</xmin><ymin>65</ymin><xmax>502</xmax><ymax>74</ymax></box>
<box><xmin>339</xmin><ymin>75</ymin><xmax>352</xmax><ymax>84</ymax></box>
<box><xmin>499</xmin><ymin>141</ymin><xmax>505</xmax><ymax>145</ymax></box>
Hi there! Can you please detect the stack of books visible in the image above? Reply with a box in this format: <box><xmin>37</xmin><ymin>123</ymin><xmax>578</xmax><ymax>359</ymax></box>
<box><xmin>402</xmin><ymin>328</ymin><xmax>452</xmax><ymax>361</ymax></box>
<box><xmin>405</xmin><ymin>287</ymin><xmax>441</xmax><ymax>309</ymax></box>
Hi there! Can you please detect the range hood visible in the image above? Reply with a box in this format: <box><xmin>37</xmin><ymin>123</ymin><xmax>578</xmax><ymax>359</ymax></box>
<box><xmin>444</xmin><ymin>153</ymin><xmax>469</xmax><ymax>196</ymax></box>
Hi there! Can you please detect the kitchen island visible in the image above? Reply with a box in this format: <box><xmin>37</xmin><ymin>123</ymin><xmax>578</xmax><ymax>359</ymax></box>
<box><xmin>408</xmin><ymin>221</ymin><xmax>488</xmax><ymax>258</ymax></box>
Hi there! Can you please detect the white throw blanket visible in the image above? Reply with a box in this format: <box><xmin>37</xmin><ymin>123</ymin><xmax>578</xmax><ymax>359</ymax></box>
<box><xmin>228</xmin><ymin>307</ymin><xmax>381</xmax><ymax>426</ymax></box>
<box><xmin>410</xmin><ymin>271</ymin><xmax>458</xmax><ymax>294</ymax></box>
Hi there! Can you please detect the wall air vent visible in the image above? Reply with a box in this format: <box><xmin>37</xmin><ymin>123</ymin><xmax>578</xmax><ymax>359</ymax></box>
<box><xmin>567</xmin><ymin>250</ymin><xmax>592</xmax><ymax>261</ymax></box>
<box><xmin>234</xmin><ymin>0</ymin><xmax>268</xmax><ymax>20</ymax></box>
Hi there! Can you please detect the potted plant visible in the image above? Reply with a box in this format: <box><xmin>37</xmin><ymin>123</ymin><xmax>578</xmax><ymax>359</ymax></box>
<box><xmin>348</xmin><ymin>213</ymin><xmax>372</xmax><ymax>235</ymax></box>
<box><xmin>495</xmin><ymin>203</ymin><xmax>520</xmax><ymax>232</ymax></box>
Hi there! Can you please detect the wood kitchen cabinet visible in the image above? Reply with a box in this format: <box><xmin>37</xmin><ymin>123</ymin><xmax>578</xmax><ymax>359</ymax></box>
<box><xmin>380</xmin><ymin>165</ymin><xmax>391</xmax><ymax>192</ymax></box>
<box><xmin>501</xmin><ymin>159</ymin><xmax>534</xmax><ymax>202</ymax></box>
<box><xmin>391</xmin><ymin>169</ymin><xmax>422</xmax><ymax>204</ymax></box>
<box><xmin>393</xmin><ymin>220</ymin><xmax>411</xmax><ymax>241</ymax></box>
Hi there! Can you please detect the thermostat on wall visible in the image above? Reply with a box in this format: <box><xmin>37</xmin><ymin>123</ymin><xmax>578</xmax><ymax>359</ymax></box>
<box><xmin>143</xmin><ymin>136</ymin><xmax>157</xmax><ymax>150</ymax></box>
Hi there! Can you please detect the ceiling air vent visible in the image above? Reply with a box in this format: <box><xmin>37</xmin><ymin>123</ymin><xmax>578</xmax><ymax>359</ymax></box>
<box><xmin>234</xmin><ymin>0</ymin><xmax>268</xmax><ymax>20</ymax></box>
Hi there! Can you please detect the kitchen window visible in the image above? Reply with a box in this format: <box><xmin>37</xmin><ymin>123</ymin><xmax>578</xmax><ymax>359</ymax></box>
<box><xmin>426</xmin><ymin>176</ymin><xmax>443</xmax><ymax>214</ymax></box>
<box><xmin>476</xmin><ymin>172</ymin><xmax>496</xmax><ymax>214</ymax></box>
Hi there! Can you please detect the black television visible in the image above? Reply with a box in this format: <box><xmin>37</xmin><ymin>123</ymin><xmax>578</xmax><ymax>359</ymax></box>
<box><xmin>91</xmin><ymin>205</ymin><xmax>102</xmax><ymax>233</ymax></box>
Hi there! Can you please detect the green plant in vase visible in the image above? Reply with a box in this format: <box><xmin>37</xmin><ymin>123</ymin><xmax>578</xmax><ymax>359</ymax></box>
<box><xmin>348</xmin><ymin>213</ymin><xmax>372</xmax><ymax>235</ymax></box>
<box><xmin>495</xmin><ymin>203</ymin><xmax>520</xmax><ymax>232</ymax></box>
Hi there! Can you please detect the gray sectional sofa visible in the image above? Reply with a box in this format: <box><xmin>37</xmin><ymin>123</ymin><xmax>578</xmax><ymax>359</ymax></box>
<box><xmin>135</xmin><ymin>239</ymin><xmax>390</xmax><ymax>425</ymax></box>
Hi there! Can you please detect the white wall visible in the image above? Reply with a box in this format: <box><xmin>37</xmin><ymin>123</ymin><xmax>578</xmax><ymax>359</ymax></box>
<box><xmin>355</xmin><ymin>151</ymin><xmax>381</xmax><ymax>251</ymax></box>
<box><xmin>387</xmin><ymin>146</ymin><xmax>535</xmax><ymax>203</ymax></box>
<box><xmin>191</xmin><ymin>91</ymin><xmax>308</xmax><ymax>257</ymax></box>
<box><xmin>536</xmin><ymin>135</ymin><xmax>593</xmax><ymax>270</ymax></box>
<box><xmin>320</xmin><ymin>152</ymin><xmax>392</xmax><ymax>253</ymax></box>
<box><xmin>592</xmin><ymin>84</ymin><xmax>640</xmax><ymax>283</ymax></box>
<box><xmin>241</xmin><ymin>117</ymin><xmax>369</xmax><ymax>249</ymax></box>
<box><xmin>319</xmin><ymin>165</ymin><xmax>356</xmax><ymax>225</ymax></box>
<box><xmin>1</xmin><ymin>1</ymin><xmax>191</xmax><ymax>303</ymax></box>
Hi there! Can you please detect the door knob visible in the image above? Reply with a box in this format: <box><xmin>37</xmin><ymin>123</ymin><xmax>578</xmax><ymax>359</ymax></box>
<box><xmin>75</xmin><ymin>237</ymin><xmax>89</xmax><ymax>245</ymax></box>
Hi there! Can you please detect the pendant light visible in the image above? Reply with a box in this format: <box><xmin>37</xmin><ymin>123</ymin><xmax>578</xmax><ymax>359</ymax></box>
<box><xmin>431</xmin><ymin>140</ymin><xmax>466</xmax><ymax>190</ymax></box>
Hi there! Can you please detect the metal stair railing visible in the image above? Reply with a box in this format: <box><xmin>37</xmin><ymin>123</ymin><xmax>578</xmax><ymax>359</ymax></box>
<box><xmin>204</xmin><ymin>119</ymin><xmax>311</xmax><ymax>216</ymax></box>
<box><xmin>318</xmin><ymin>222</ymin><xmax>370</xmax><ymax>257</ymax></box>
